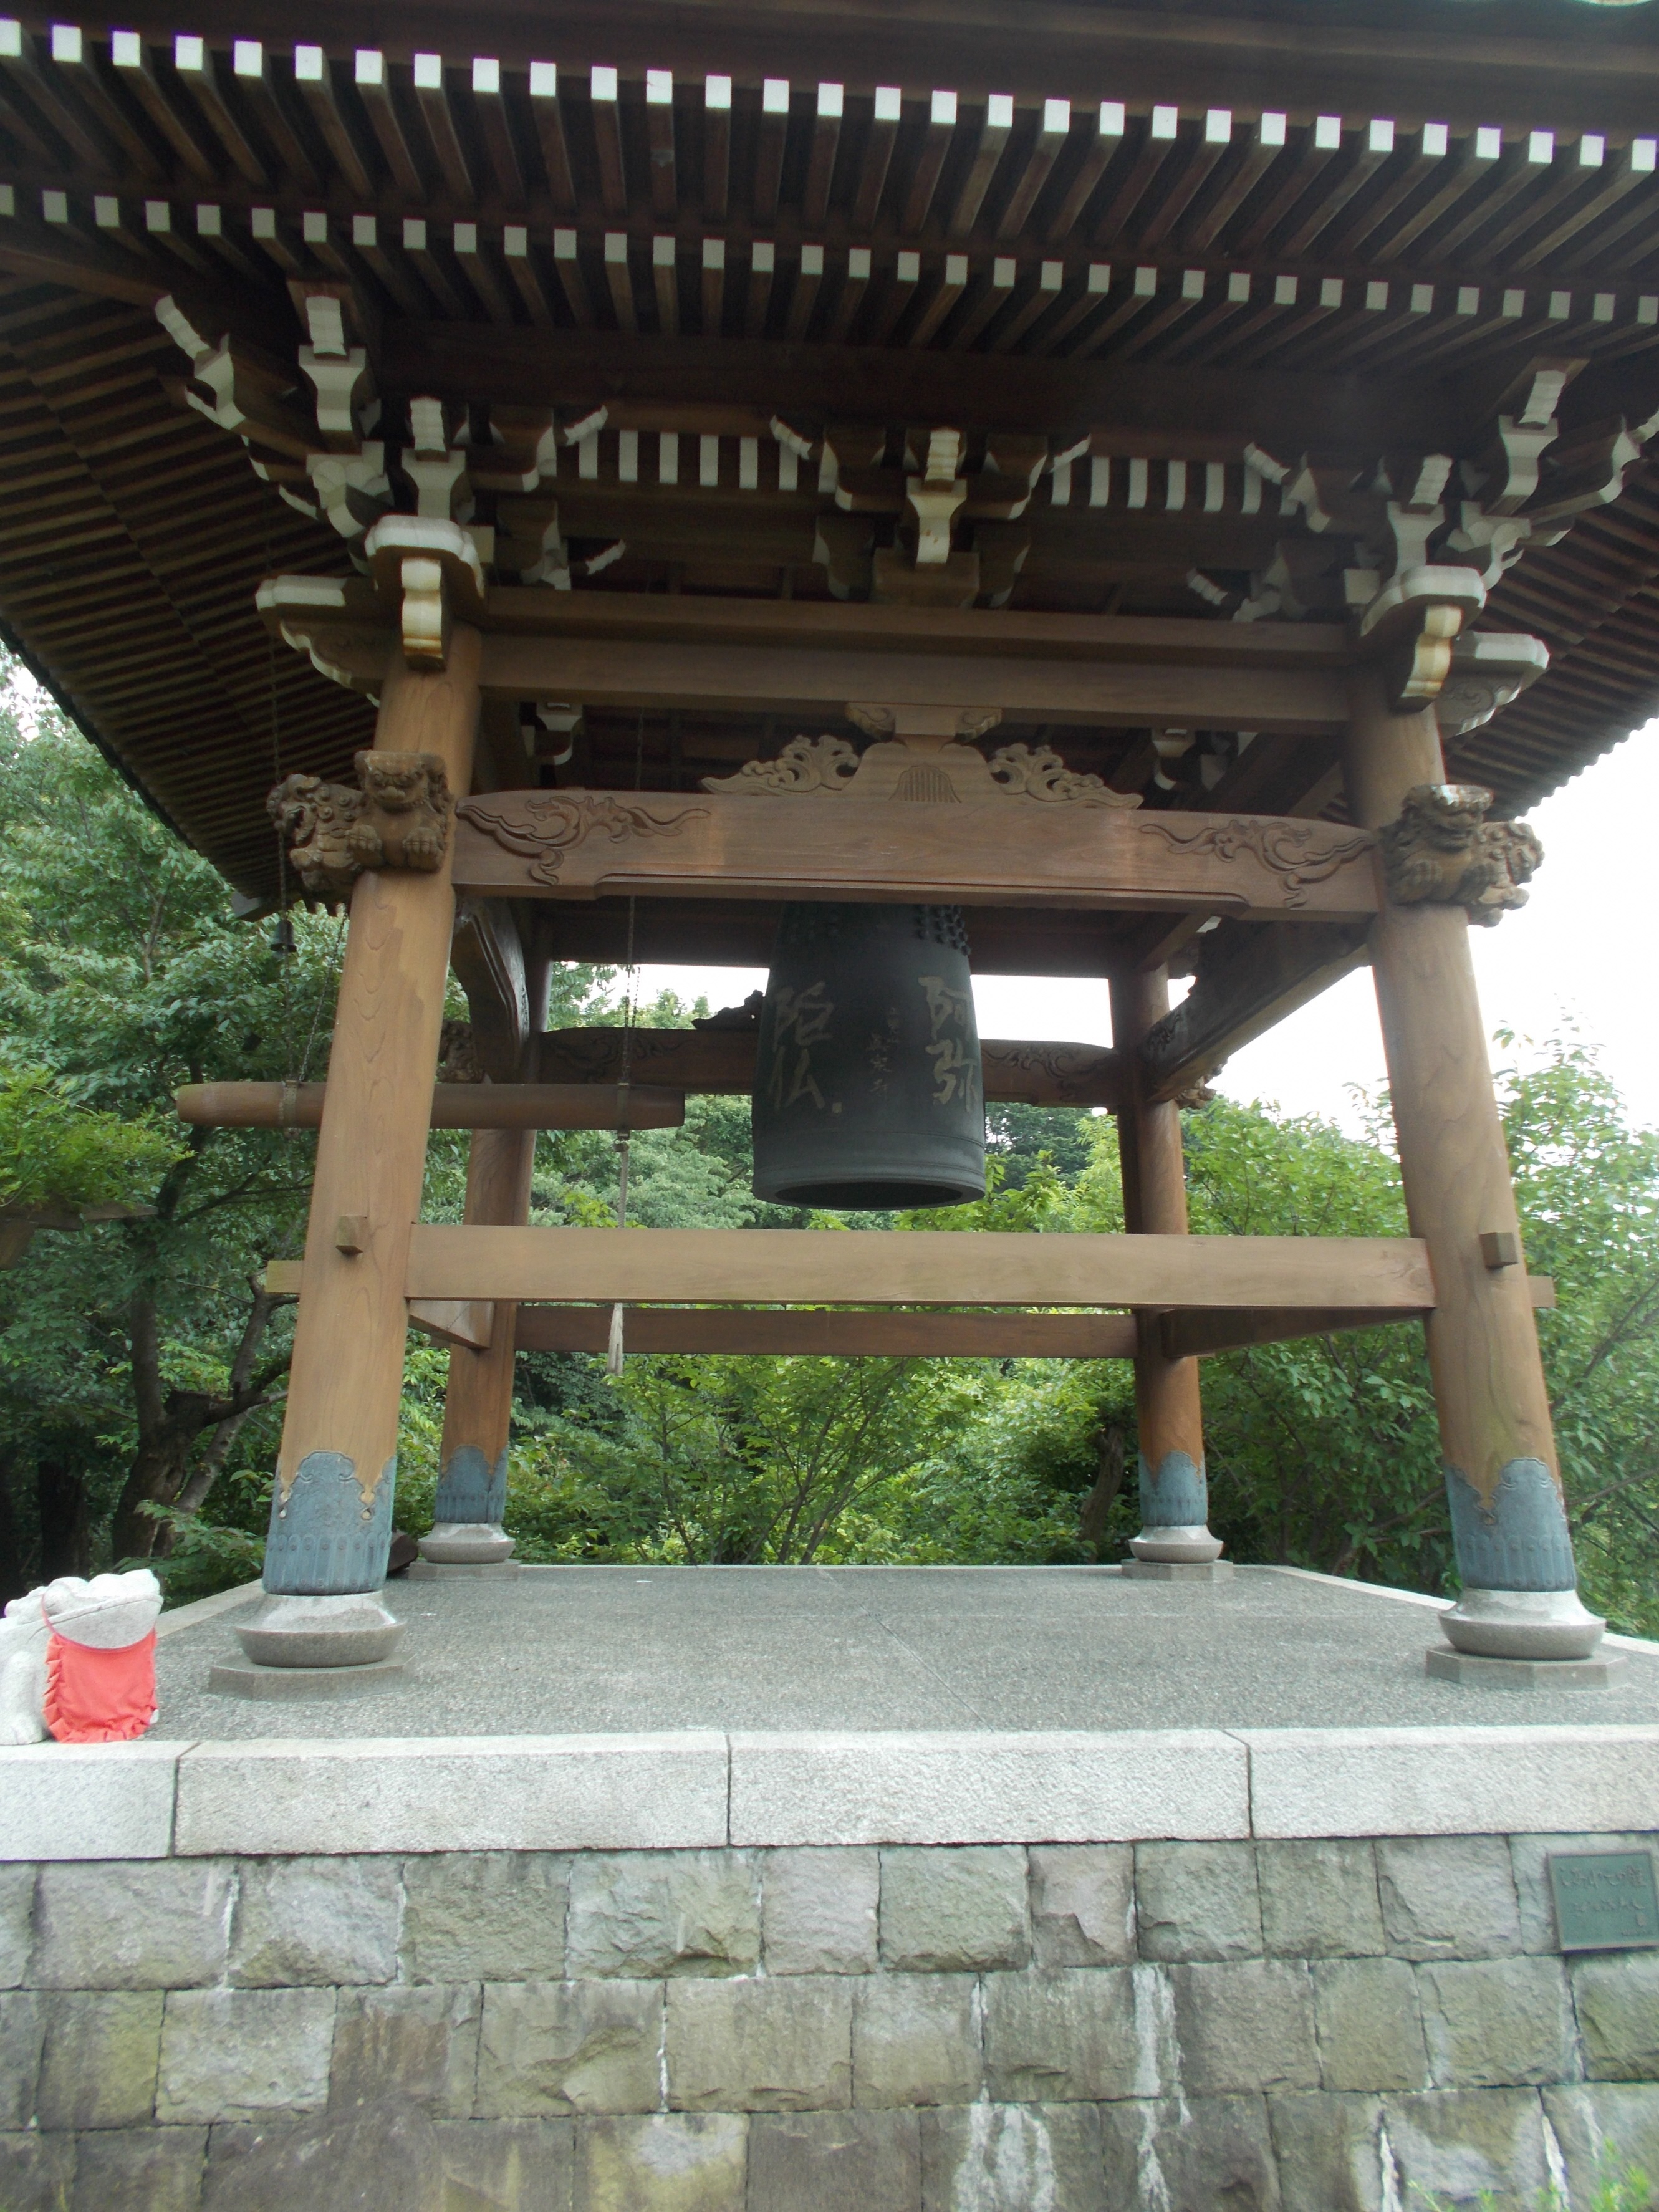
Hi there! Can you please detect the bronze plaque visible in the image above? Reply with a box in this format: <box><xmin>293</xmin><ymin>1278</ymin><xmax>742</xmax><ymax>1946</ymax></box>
<box><xmin>1549</xmin><ymin>1851</ymin><xmax>1659</xmax><ymax>1952</ymax></box>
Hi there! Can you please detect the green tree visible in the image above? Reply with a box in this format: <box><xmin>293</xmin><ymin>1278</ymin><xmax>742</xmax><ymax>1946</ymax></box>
<box><xmin>1501</xmin><ymin>1034</ymin><xmax>1659</xmax><ymax>1634</ymax></box>
<box><xmin>0</xmin><ymin>682</ymin><xmax>335</xmax><ymax>1590</ymax></box>
<box><xmin>496</xmin><ymin>1349</ymin><xmax>981</xmax><ymax>1565</ymax></box>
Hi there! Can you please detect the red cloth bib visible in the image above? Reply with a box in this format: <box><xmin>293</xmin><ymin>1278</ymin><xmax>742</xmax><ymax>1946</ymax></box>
<box><xmin>42</xmin><ymin>1623</ymin><xmax>158</xmax><ymax>1744</ymax></box>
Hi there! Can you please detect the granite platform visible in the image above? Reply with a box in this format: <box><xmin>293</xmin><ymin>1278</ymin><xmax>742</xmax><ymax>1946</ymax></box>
<box><xmin>4</xmin><ymin>1567</ymin><xmax>1657</xmax><ymax>1862</ymax></box>
<box><xmin>151</xmin><ymin>1564</ymin><xmax>1659</xmax><ymax>1744</ymax></box>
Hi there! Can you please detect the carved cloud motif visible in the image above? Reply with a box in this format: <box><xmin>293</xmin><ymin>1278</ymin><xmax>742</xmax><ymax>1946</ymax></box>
<box><xmin>1137</xmin><ymin>818</ymin><xmax>1374</xmax><ymax>907</ymax></box>
<box><xmin>457</xmin><ymin>793</ymin><xmax>709</xmax><ymax>883</ymax></box>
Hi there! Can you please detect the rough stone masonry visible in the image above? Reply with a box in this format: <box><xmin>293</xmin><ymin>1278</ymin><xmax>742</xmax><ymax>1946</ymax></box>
<box><xmin>1</xmin><ymin>1832</ymin><xmax>1657</xmax><ymax>2210</ymax></box>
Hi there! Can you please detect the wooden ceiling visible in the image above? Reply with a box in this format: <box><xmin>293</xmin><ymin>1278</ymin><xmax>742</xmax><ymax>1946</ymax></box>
<box><xmin>0</xmin><ymin>0</ymin><xmax>1656</xmax><ymax>931</ymax></box>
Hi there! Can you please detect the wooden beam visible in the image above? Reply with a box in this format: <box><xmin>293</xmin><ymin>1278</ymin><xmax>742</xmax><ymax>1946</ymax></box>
<box><xmin>523</xmin><ymin>902</ymin><xmax>1132</xmax><ymax>978</ymax></box>
<box><xmin>537</xmin><ymin>1028</ymin><xmax>1127</xmax><ymax>1109</ymax></box>
<box><xmin>1163</xmin><ymin>1277</ymin><xmax>1556</xmax><ymax>1359</ymax></box>
<box><xmin>1163</xmin><ymin>1305</ymin><xmax>1420</xmax><ymax>1358</ymax></box>
<box><xmin>1138</xmin><ymin>923</ymin><xmax>1375</xmax><ymax>1104</ymax></box>
<box><xmin>274</xmin><ymin>587</ymin><xmax>1350</xmax><ymax>733</ymax></box>
<box><xmin>477</xmin><ymin>590</ymin><xmax>1347</xmax><ymax>668</ymax></box>
<box><xmin>403</xmin><ymin>1226</ymin><xmax>1436</xmax><ymax>1310</ymax></box>
<box><xmin>473</xmin><ymin>640</ymin><xmax>1345</xmax><ymax>734</ymax></box>
<box><xmin>454</xmin><ymin>792</ymin><xmax>1378</xmax><ymax>920</ymax></box>
<box><xmin>514</xmin><ymin>1306</ymin><xmax>1141</xmax><ymax>1358</ymax></box>
<box><xmin>175</xmin><ymin>1082</ymin><xmax>685</xmax><ymax>1130</ymax></box>
<box><xmin>379</xmin><ymin>324</ymin><xmax>1458</xmax><ymax>454</ymax></box>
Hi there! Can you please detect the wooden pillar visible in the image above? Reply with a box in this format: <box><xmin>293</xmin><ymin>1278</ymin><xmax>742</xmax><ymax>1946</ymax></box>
<box><xmin>424</xmin><ymin>945</ymin><xmax>549</xmax><ymax>1564</ymax></box>
<box><xmin>240</xmin><ymin>630</ymin><xmax>482</xmax><ymax>1669</ymax></box>
<box><xmin>1342</xmin><ymin>669</ymin><xmax>1600</xmax><ymax>1661</ymax></box>
<box><xmin>421</xmin><ymin>1127</ymin><xmax>536</xmax><ymax>1562</ymax></box>
<box><xmin>1110</xmin><ymin>967</ymin><xmax>1223</xmax><ymax>1569</ymax></box>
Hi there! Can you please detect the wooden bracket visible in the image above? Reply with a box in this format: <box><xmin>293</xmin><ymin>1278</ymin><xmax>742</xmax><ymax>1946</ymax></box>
<box><xmin>408</xmin><ymin>1297</ymin><xmax>496</xmax><ymax>1351</ymax></box>
<box><xmin>1354</xmin><ymin>565</ymin><xmax>1488</xmax><ymax>713</ymax></box>
<box><xmin>363</xmin><ymin>515</ymin><xmax>486</xmax><ymax>670</ymax></box>
<box><xmin>1479</xmin><ymin>1229</ymin><xmax>1521</xmax><ymax>1270</ymax></box>
<box><xmin>1434</xmin><ymin>633</ymin><xmax>1550</xmax><ymax>739</ymax></box>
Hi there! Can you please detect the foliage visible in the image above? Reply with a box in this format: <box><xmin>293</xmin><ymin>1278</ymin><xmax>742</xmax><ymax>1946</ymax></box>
<box><xmin>1407</xmin><ymin>2152</ymin><xmax>1653</xmax><ymax>2210</ymax></box>
<box><xmin>1500</xmin><ymin>1032</ymin><xmax>1659</xmax><ymax>1635</ymax></box>
<box><xmin>134</xmin><ymin>1498</ymin><xmax>266</xmax><ymax>1605</ymax></box>
<box><xmin>0</xmin><ymin>1067</ymin><xmax>182</xmax><ymax>1213</ymax></box>
<box><xmin>497</xmin><ymin>1352</ymin><xmax>974</xmax><ymax>1564</ymax></box>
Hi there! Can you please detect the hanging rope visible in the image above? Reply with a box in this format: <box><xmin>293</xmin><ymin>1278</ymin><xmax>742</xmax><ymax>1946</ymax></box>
<box><xmin>607</xmin><ymin>714</ymin><xmax>646</xmax><ymax>1376</ymax></box>
<box><xmin>267</xmin><ymin>521</ymin><xmax>295</xmax><ymax>1081</ymax></box>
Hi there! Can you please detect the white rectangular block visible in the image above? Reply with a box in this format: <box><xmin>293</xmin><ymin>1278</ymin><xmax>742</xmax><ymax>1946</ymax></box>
<box><xmin>175</xmin><ymin>1734</ymin><xmax>729</xmax><ymax>1855</ymax></box>
<box><xmin>729</xmin><ymin>1729</ymin><xmax>1249</xmax><ymax>1846</ymax></box>
<box><xmin>1243</xmin><ymin>1725</ymin><xmax>1659</xmax><ymax>1839</ymax></box>
<box><xmin>0</xmin><ymin>1741</ymin><xmax>183</xmax><ymax>1860</ymax></box>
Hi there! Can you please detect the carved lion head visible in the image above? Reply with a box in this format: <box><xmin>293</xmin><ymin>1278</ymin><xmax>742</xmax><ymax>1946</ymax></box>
<box><xmin>267</xmin><ymin>772</ymin><xmax>322</xmax><ymax>840</ymax></box>
<box><xmin>1400</xmin><ymin>782</ymin><xmax>1495</xmax><ymax>849</ymax></box>
<box><xmin>356</xmin><ymin>750</ymin><xmax>447</xmax><ymax>813</ymax></box>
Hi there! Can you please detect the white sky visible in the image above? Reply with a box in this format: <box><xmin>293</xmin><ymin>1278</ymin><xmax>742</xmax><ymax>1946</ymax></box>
<box><xmin>637</xmin><ymin>722</ymin><xmax>1659</xmax><ymax>1138</ymax></box>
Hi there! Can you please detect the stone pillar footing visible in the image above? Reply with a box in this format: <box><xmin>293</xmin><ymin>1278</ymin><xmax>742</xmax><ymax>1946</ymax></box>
<box><xmin>1129</xmin><ymin>1524</ymin><xmax>1225</xmax><ymax>1565</ymax></box>
<box><xmin>418</xmin><ymin>1521</ymin><xmax>516</xmax><ymax>1565</ymax></box>
<box><xmin>408</xmin><ymin>1557</ymin><xmax>524</xmax><ymax>1578</ymax></box>
<box><xmin>209</xmin><ymin>1655</ymin><xmax>410</xmax><ymax>1700</ymax></box>
<box><xmin>234</xmin><ymin>1591</ymin><xmax>404</xmax><ymax>1669</ymax></box>
<box><xmin>1122</xmin><ymin>1558</ymin><xmax>1236</xmax><ymax>1582</ymax></box>
<box><xmin>1441</xmin><ymin>1585</ymin><xmax>1605</xmax><ymax>1660</ymax></box>
<box><xmin>1426</xmin><ymin>1644</ymin><xmax>1627</xmax><ymax>1688</ymax></box>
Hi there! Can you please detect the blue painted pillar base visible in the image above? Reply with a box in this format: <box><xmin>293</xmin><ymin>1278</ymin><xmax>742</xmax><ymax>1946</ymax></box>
<box><xmin>1129</xmin><ymin>1450</ymin><xmax>1225</xmax><ymax>1565</ymax></box>
<box><xmin>420</xmin><ymin>1445</ymin><xmax>515</xmax><ymax>1565</ymax></box>
<box><xmin>236</xmin><ymin>1451</ymin><xmax>403</xmax><ymax>1669</ymax></box>
<box><xmin>1439</xmin><ymin>1459</ymin><xmax>1604</xmax><ymax>1661</ymax></box>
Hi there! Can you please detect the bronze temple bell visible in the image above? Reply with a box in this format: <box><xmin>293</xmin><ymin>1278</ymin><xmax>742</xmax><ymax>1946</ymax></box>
<box><xmin>751</xmin><ymin>903</ymin><xmax>987</xmax><ymax>1209</ymax></box>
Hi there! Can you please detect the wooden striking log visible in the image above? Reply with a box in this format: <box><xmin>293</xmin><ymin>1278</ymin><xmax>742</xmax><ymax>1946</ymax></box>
<box><xmin>402</xmin><ymin>1226</ymin><xmax>1435</xmax><ymax>1311</ymax></box>
<box><xmin>451</xmin><ymin>791</ymin><xmax>1378</xmax><ymax>919</ymax></box>
<box><xmin>1161</xmin><ymin>1279</ymin><xmax>1554</xmax><ymax>1360</ymax></box>
<box><xmin>174</xmin><ymin>1082</ymin><xmax>685</xmax><ymax>1131</ymax></box>
<box><xmin>536</xmin><ymin>1029</ymin><xmax>1125</xmax><ymax>1109</ymax></box>
<box><xmin>514</xmin><ymin>1307</ymin><xmax>1140</xmax><ymax>1358</ymax></box>
<box><xmin>1138</xmin><ymin>921</ymin><xmax>1375</xmax><ymax>1104</ymax></box>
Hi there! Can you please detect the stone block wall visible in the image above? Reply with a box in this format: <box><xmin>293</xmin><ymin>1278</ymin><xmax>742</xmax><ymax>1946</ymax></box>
<box><xmin>1</xmin><ymin>1834</ymin><xmax>1656</xmax><ymax>2210</ymax></box>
